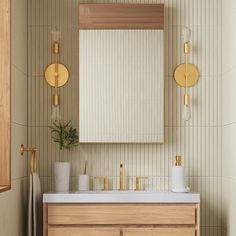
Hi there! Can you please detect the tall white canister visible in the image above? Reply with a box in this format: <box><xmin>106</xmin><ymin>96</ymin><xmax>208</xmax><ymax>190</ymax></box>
<box><xmin>54</xmin><ymin>162</ymin><xmax>71</xmax><ymax>192</ymax></box>
<box><xmin>171</xmin><ymin>155</ymin><xmax>190</xmax><ymax>193</ymax></box>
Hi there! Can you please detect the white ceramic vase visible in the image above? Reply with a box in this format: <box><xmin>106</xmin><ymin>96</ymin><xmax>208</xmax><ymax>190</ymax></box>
<box><xmin>78</xmin><ymin>174</ymin><xmax>90</xmax><ymax>191</ymax></box>
<box><xmin>54</xmin><ymin>162</ymin><xmax>71</xmax><ymax>192</ymax></box>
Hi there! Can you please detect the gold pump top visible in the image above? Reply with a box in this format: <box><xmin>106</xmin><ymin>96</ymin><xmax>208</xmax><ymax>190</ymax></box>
<box><xmin>175</xmin><ymin>155</ymin><xmax>182</xmax><ymax>166</ymax></box>
<box><xmin>120</xmin><ymin>163</ymin><xmax>124</xmax><ymax>191</ymax></box>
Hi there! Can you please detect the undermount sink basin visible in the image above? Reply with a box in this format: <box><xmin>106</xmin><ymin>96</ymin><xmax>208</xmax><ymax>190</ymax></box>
<box><xmin>43</xmin><ymin>190</ymin><xmax>200</xmax><ymax>203</ymax></box>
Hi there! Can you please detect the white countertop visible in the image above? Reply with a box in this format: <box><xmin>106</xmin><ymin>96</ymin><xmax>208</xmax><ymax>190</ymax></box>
<box><xmin>43</xmin><ymin>191</ymin><xmax>200</xmax><ymax>203</ymax></box>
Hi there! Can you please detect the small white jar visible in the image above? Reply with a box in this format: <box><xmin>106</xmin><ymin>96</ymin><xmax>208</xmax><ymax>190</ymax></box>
<box><xmin>78</xmin><ymin>175</ymin><xmax>90</xmax><ymax>191</ymax></box>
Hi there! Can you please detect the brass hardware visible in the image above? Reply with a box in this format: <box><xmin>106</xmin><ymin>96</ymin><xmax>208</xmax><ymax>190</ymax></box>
<box><xmin>53</xmin><ymin>94</ymin><xmax>60</xmax><ymax>106</ymax></box>
<box><xmin>44</xmin><ymin>63</ymin><xmax>69</xmax><ymax>88</ymax></box>
<box><xmin>174</xmin><ymin>27</ymin><xmax>199</xmax><ymax>89</ymax></box>
<box><xmin>44</xmin><ymin>30</ymin><xmax>69</xmax><ymax>121</ymax></box>
<box><xmin>184</xmin><ymin>94</ymin><xmax>190</xmax><ymax>106</ymax></box>
<box><xmin>120</xmin><ymin>163</ymin><xmax>124</xmax><ymax>191</ymax></box>
<box><xmin>174</xmin><ymin>27</ymin><xmax>199</xmax><ymax>122</ymax></box>
<box><xmin>94</xmin><ymin>176</ymin><xmax>109</xmax><ymax>191</ymax></box>
<box><xmin>20</xmin><ymin>144</ymin><xmax>36</xmax><ymax>155</ymax></box>
<box><xmin>174</xmin><ymin>63</ymin><xmax>199</xmax><ymax>88</ymax></box>
<box><xmin>53</xmin><ymin>42</ymin><xmax>59</xmax><ymax>54</ymax></box>
<box><xmin>175</xmin><ymin>155</ymin><xmax>182</xmax><ymax>166</ymax></box>
<box><xmin>184</xmin><ymin>42</ymin><xmax>190</xmax><ymax>54</ymax></box>
<box><xmin>135</xmin><ymin>176</ymin><xmax>148</xmax><ymax>191</ymax></box>
<box><xmin>20</xmin><ymin>144</ymin><xmax>37</xmax><ymax>173</ymax></box>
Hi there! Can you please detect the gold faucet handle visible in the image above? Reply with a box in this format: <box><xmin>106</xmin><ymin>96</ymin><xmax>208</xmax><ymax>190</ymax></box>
<box><xmin>94</xmin><ymin>176</ymin><xmax>109</xmax><ymax>191</ymax></box>
<box><xmin>135</xmin><ymin>176</ymin><xmax>148</xmax><ymax>191</ymax></box>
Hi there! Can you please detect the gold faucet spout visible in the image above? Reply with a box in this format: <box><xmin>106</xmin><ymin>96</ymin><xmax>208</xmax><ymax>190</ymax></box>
<box><xmin>120</xmin><ymin>163</ymin><xmax>124</xmax><ymax>191</ymax></box>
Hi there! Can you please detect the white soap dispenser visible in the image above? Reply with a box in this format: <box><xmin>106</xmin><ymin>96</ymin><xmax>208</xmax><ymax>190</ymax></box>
<box><xmin>171</xmin><ymin>155</ymin><xmax>190</xmax><ymax>193</ymax></box>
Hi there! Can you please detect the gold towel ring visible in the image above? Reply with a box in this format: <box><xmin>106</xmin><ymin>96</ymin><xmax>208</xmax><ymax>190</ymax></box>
<box><xmin>20</xmin><ymin>144</ymin><xmax>37</xmax><ymax>173</ymax></box>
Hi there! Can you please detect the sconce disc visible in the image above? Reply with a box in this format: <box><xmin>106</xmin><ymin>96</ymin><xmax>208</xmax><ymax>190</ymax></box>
<box><xmin>44</xmin><ymin>63</ymin><xmax>69</xmax><ymax>87</ymax></box>
<box><xmin>174</xmin><ymin>63</ymin><xmax>199</xmax><ymax>88</ymax></box>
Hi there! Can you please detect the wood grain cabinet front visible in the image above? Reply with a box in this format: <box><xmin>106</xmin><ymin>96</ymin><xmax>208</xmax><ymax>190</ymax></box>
<box><xmin>122</xmin><ymin>228</ymin><xmax>195</xmax><ymax>236</ymax></box>
<box><xmin>48</xmin><ymin>227</ymin><xmax>120</xmax><ymax>236</ymax></box>
<box><xmin>44</xmin><ymin>203</ymin><xmax>200</xmax><ymax>236</ymax></box>
<box><xmin>47</xmin><ymin>204</ymin><xmax>196</xmax><ymax>225</ymax></box>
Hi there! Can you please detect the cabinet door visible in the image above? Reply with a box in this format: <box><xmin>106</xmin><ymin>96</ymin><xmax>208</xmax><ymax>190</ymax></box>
<box><xmin>48</xmin><ymin>227</ymin><xmax>120</xmax><ymax>236</ymax></box>
<box><xmin>122</xmin><ymin>228</ymin><xmax>195</xmax><ymax>236</ymax></box>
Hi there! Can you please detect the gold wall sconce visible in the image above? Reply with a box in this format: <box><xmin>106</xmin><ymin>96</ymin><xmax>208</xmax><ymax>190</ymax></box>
<box><xmin>44</xmin><ymin>29</ymin><xmax>69</xmax><ymax>122</ymax></box>
<box><xmin>174</xmin><ymin>27</ymin><xmax>199</xmax><ymax>121</ymax></box>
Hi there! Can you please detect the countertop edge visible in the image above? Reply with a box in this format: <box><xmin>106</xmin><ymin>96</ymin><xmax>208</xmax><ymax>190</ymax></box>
<box><xmin>43</xmin><ymin>192</ymin><xmax>201</xmax><ymax>204</ymax></box>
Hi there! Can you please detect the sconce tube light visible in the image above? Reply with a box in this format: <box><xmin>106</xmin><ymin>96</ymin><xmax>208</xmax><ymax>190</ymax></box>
<box><xmin>174</xmin><ymin>27</ymin><xmax>199</xmax><ymax>122</ymax></box>
<box><xmin>52</xmin><ymin>41</ymin><xmax>60</xmax><ymax>121</ymax></box>
<box><xmin>44</xmin><ymin>29</ymin><xmax>69</xmax><ymax>122</ymax></box>
<box><xmin>183</xmin><ymin>33</ymin><xmax>191</xmax><ymax>121</ymax></box>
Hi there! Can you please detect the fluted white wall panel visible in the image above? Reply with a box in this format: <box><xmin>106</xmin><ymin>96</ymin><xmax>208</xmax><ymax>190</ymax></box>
<box><xmin>28</xmin><ymin>0</ymin><xmax>222</xmax><ymax>236</ymax></box>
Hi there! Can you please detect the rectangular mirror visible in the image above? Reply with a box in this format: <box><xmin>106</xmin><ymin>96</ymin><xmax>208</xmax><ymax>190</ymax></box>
<box><xmin>79</xmin><ymin>4</ymin><xmax>164</xmax><ymax>143</ymax></box>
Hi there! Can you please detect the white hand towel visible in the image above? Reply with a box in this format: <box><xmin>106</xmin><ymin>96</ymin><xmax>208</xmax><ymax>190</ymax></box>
<box><xmin>28</xmin><ymin>173</ymin><xmax>42</xmax><ymax>236</ymax></box>
<box><xmin>28</xmin><ymin>174</ymin><xmax>33</xmax><ymax>236</ymax></box>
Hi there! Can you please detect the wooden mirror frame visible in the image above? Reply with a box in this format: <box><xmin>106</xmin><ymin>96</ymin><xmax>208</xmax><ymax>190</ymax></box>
<box><xmin>0</xmin><ymin>0</ymin><xmax>11</xmax><ymax>192</ymax></box>
<box><xmin>79</xmin><ymin>4</ymin><xmax>164</xmax><ymax>30</ymax></box>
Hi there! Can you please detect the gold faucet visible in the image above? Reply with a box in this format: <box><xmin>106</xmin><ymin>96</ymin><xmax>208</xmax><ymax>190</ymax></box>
<box><xmin>135</xmin><ymin>176</ymin><xmax>148</xmax><ymax>191</ymax></box>
<box><xmin>120</xmin><ymin>163</ymin><xmax>124</xmax><ymax>191</ymax></box>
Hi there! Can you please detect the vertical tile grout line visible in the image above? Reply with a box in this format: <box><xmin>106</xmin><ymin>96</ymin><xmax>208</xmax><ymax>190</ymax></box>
<box><xmin>26</xmin><ymin>0</ymin><xmax>29</xmax><ymax>199</ymax></box>
<box><xmin>220</xmin><ymin>0</ymin><xmax>223</xmax><ymax>234</ymax></box>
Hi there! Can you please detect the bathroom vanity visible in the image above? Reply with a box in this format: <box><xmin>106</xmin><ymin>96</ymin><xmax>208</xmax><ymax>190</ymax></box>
<box><xmin>43</xmin><ymin>192</ymin><xmax>200</xmax><ymax>236</ymax></box>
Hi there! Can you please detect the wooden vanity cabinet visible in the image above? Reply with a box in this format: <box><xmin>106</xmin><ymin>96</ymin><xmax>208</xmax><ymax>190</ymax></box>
<box><xmin>43</xmin><ymin>203</ymin><xmax>200</xmax><ymax>236</ymax></box>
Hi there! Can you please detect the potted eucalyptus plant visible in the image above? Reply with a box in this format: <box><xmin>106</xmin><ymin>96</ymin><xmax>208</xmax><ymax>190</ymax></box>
<box><xmin>50</xmin><ymin>120</ymin><xmax>78</xmax><ymax>151</ymax></box>
<box><xmin>50</xmin><ymin>121</ymin><xmax>78</xmax><ymax>192</ymax></box>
